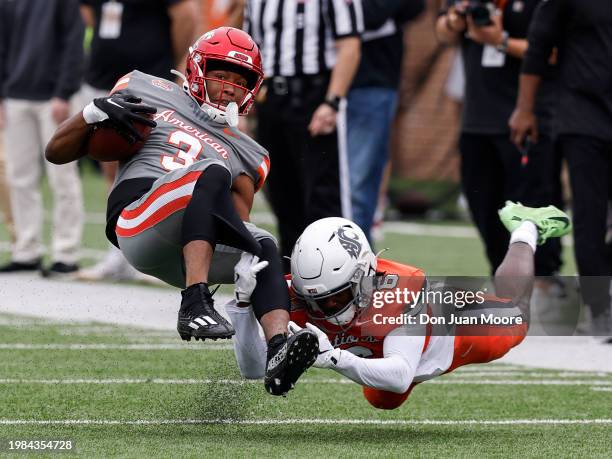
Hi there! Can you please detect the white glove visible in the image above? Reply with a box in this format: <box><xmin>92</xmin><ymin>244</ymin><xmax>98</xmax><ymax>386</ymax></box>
<box><xmin>234</xmin><ymin>252</ymin><xmax>269</xmax><ymax>304</ymax></box>
<box><xmin>288</xmin><ymin>321</ymin><xmax>341</xmax><ymax>369</ymax></box>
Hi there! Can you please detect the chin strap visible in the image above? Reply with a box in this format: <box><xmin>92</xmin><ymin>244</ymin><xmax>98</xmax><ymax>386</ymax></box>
<box><xmin>171</xmin><ymin>68</ymin><xmax>188</xmax><ymax>86</ymax></box>
<box><xmin>171</xmin><ymin>69</ymin><xmax>239</xmax><ymax>127</ymax></box>
<box><xmin>375</xmin><ymin>248</ymin><xmax>389</xmax><ymax>258</ymax></box>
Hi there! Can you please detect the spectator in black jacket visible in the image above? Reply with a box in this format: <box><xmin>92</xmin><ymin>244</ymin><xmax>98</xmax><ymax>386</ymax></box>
<box><xmin>510</xmin><ymin>0</ymin><xmax>612</xmax><ymax>339</ymax></box>
<box><xmin>347</xmin><ymin>0</ymin><xmax>425</xmax><ymax>243</ymax></box>
<box><xmin>0</xmin><ymin>0</ymin><xmax>84</xmax><ymax>276</ymax></box>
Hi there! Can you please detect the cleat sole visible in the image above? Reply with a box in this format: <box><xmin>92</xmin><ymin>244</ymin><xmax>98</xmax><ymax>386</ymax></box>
<box><xmin>265</xmin><ymin>330</ymin><xmax>319</xmax><ymax>396</ymax></box>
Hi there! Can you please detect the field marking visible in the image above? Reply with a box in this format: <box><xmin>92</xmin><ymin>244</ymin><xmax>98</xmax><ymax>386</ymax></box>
<box><xmin>448</xmin><ymin>371</ymin><xmax>612</xmax><ymax>378</ymax></box>
<box><xmin>0</xmin><ymin>343</ymin><xmax>233</xmax><ymax>350</ymax></box>
<box><xmin>456</xmin><ymin>366</ymin><xmax>524</xmax><ymax>372</ymax></box>
<box><xmin>591</xmin><ymin>387</ymin><xmax>612</xmax><ymax>392</ymax></box>
<box><xmin>0</xmin><ymin>418</ymin><xmax>609</xmax><ymax>426</ymax></box>
<box><xmin>434</xmin><ymin>380</ymin><xmax>612</xmax><ymax>386</ymax></box>
<box><xmin>0</xmin><ymin>378</ymin><xmax>610</xmax><ymax>386</ymax></box>
<box><xmin>0</xmin><ymin>378</ymin><xmax>257</xmax><ymax>385</ymax></box>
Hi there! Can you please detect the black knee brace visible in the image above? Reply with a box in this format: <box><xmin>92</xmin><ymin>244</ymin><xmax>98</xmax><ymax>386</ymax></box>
<box><xmin>181</xmin><ymin>165</ymin><xmax>261</xmax><ymax>256</ymax></box>
<box><xmin>250</xmin><ymin>238</ymin><xmax>290</xmax><ymax>320</ymax></box>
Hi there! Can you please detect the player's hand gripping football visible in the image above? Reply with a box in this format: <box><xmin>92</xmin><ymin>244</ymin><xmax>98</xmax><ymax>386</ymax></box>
<box><xmin>288</xmin><ymin>321</ymin><xmax>340</xmax><ymax>369</ymax></box>
<box><xmin>234</xmin><ymin>252</ymin><xmax>269</xmax><ymax>304</ymax></box>
<box><xmin>82</xmin><ymin>92</ymin><xmax>157</xmax><ymax>143</ymax></box>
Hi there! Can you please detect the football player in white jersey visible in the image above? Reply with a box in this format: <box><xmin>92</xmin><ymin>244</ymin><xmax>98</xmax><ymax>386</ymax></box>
<box><xmin>45</xmin><ymin>27</ymin><xmax>318</xmax><ymax>396</ymax></box>
<box><xmin>229</xmin><ymin>202</ymin><xmax>571</xmax><ymax>408</ymax></box>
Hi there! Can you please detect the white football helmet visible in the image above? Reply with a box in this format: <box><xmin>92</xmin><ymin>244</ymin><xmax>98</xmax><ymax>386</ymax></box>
<box><xmin>291</xmin><ymin>217</ymin><xmax>378</xmax><ymax>326</ymax></box>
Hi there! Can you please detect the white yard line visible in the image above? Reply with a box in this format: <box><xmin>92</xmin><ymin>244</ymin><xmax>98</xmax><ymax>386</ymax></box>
<box><xmin>591</xmin><ymin>387</ymin><xmax>612</xmax><ymax>392</ymax></box>
<box><xmin>445</xmin><ymin>371</ymin><xmax>612</xmax><ymax>378</ymax></box>
<box><xmin>434</xmin><ymin>379</ymin><xmax>612</xmax><ymax>386</ymax></box>
<box><xmin>0</xmin><ymin>378</ymin><xmax>257</xmax><ymax>385</ymax></box>
<box><xmin>0</xmin><ymin>378</ymin><xmax>610</xmax><ymax>386</ymax></box>
<box><xmin>0</xmin><ymin>418</ymin><xmax>608</xmax><ymax>426</ymax></box>
<box><xmin>0</xmin><ymin>343</ymin><xmax>233</xmax><ymax>350</ymax></box>
<box><xmin>455</xmin><ymin>365</ymin><xmax>524</xmax><ymax>372</ymax></box>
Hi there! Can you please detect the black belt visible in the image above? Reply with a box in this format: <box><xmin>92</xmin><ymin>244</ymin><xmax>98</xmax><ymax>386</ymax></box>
<box><xmin>264</xmin><ymin>74</ymin><xmax>330</xmax><ymax>96</ymax></box>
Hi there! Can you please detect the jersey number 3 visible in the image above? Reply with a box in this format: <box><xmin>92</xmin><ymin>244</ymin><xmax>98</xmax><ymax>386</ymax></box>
<box><xmin>160</xmin><ymin>131</ymin><xmax>202</xmax><ymax>171</ymax></box>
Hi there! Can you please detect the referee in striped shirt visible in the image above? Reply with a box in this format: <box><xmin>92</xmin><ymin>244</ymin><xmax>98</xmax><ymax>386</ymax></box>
<box><xmin>244</xmin><ymin>0</ymin><xmax>364</xmax><ymax>270</ymax></box>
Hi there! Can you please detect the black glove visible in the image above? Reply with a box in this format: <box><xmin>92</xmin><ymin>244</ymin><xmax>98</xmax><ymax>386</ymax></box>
<box><xmin>84</xmin><ymin>92</ymin><xmax>157</xmax><ymax>142</ymax></box>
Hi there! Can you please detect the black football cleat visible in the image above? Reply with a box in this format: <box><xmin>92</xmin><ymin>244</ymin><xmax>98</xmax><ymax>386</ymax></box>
<box><xmin>40</xmin><ymin>262</ymin><xmax>79</xmax><ymax>278</ymax></box>
<box><xmin>177</xmin><ymin>283</ymin><xmax>235</xmax><ymax>341</ymax></box>
<box><xmin>264</xmin><ymin>329</ymin><xmax>319</xmax><ymax>396</ymax></box>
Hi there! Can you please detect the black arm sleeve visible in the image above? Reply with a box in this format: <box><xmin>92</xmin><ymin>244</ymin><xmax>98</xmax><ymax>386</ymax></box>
<box><xmin>53</xmin><ymin>0</ymin><xmax>85</xmax><ymax>100</ymax></box>
<box><xmin>362</xmin><ymin>0</ymin><xmax>425</xmax><ymax>29</ymax></box>
<box><xmin>522</xmin><ymin>0</ymin><xmax>567</xmax><ymax>76</ymax></box>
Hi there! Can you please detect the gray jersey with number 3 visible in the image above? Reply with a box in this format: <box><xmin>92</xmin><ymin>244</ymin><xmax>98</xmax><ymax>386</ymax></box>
<box><xmin>110</xmin><ymin>71</ymin><xmax>270</xmax><ymax>193</ymax></box>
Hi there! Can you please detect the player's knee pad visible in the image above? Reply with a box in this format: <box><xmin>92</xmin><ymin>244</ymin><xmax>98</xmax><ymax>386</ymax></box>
<box><xmin>250</xmin><ymin>237</ymin><xmax>290</xmax><ymax>320</ymax></box>
<box><xmin>362</xmin><ymin>385</ymin><xmax>413</xmax><ymax>410</ymax></box>
<box><xmin>182</xmin><ymin>165</ymin><xmax>261</xmax><ymax>256</ymax></box>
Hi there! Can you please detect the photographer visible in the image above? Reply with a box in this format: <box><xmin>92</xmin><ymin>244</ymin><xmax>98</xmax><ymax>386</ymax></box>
<box><xmin>435</xmin><ymin>1</ymin><xmax>563</xmax><ymax>290</ymax></box>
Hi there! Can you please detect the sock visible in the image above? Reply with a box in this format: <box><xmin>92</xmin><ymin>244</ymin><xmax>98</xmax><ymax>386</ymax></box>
<box><xmin>267</xmin><ymin>333</ymin><xmax>287</xmax><ymax>347</ymax></box>
<box><xmin>510</xmin><ymin>221</ymin><xmax>538</xmax><ymax>253</ymax></box>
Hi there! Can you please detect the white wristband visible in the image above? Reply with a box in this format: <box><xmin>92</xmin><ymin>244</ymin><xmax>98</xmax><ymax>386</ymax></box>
<box><xmin>82</xmin><ymin>101</ymin><xmax>109</xmax><ymax>124</ymax></box>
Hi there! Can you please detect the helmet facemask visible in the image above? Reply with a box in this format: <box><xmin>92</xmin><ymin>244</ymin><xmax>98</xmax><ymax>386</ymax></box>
<box><xmin>186</xmin><ymin>51</ymin><xmax>261</xmax><ymax>116</ymax></box>
<box><xmin>298</xmin><ymin>258</ymin><xmax>376</xmax><ymax>328</ymax></box>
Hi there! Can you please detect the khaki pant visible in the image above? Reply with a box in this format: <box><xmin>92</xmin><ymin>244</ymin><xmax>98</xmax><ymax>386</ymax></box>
<box><xmin>0</xmin><ymin>130</ymin><xmax>16</xmax><ymax>242</ymax></box>
<box><xmin>3</xmin><ymin>99</ymin><xmax>84</xmax><ymax>264</ymax></box>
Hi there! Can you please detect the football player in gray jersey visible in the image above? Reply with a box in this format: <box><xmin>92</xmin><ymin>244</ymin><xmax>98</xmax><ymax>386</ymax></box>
<box><xmin>45</xmin><ymin>27</ymin><xmax>319</xmax><ymax>396</ymax></box>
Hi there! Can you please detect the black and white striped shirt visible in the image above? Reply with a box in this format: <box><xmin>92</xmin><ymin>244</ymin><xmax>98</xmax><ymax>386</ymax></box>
<box><xmin>244</xmin><ymin>0</ymin><xmax>364</xmax><ymax>77</ymax></box>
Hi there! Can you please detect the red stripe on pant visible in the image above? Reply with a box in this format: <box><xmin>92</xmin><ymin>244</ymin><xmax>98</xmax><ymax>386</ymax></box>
<box><xmin>116</xmin><ymin>195</ymin><xmax>191</xmax><ymax>238</ymax></box>
<box><xmin>120</xmin><ymin>171</ymin><xmax>202</xmax><ymax>220</ymax></box>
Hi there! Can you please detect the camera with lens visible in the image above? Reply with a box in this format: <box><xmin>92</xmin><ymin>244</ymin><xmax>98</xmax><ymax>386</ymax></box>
<box><xmin>456</xmin><ymin>0</ymin><xmax>496</xmax><ymax>27</ymax></box>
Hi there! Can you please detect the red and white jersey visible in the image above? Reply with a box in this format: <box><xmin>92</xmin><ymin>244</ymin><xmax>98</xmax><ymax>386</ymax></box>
<box><xmin>109</xmin><ymin>71</ymin><xmax>270</xmax><ymax>192</ymax></box>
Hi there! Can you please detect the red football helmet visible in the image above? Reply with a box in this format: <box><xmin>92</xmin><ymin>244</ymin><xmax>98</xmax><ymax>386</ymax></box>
<box><xmin>185</xmin><ymin>27</ymin><xmax>263</xmax><ymax>115</ymax></box>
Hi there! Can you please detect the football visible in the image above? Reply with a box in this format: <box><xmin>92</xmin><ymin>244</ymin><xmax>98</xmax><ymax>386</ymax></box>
<box><xmin>86</xmin><ymin>118</ymin><xmax>154</xmax><ymax>162</ymax></box>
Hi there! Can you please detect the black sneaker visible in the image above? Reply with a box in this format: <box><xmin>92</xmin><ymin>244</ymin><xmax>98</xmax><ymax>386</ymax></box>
<box><xmin>178</xmin><ymin>283</ymin><xmax>235</xmax><ymax>341</ymax></box>
<box><xmin>41</xmin><ymin>262</ymin><xmax>79</xmax><ymax>278</ymax></box>
<box><xmin>0</xmin><ymin>259</ymin><xmax>42</xmax><ymax>273</ymax></box>
<box><xmin>264</xmin><ymin>329</ymin><xmax>319</xmax><ymax>396</ymax></box>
